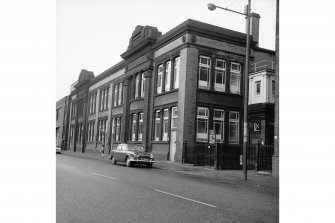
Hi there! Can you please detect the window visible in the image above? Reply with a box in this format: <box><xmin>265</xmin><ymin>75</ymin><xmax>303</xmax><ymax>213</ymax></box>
<box><xmin>196</xmin><ymin>107</ymin><xmax>209</xmax><ymax>142</ymax></box>
<box><xmin>154</xmin><ymin>110</ymin><xmax>161</xmax><ymax>141</ymax></box>
<box><xmin>171</xmin><ymin>107</ymin><xmax>178</xmax><ymax>129</ymax></box>
<box><xmin>140</xmin><ymin>73</ymin><xmax>145</xmax><ymax>98</ymax></box>
<box><xmin>214</xmin><ymin>59</ymin><xmax>226</xmax><ymax>92</ymax></box>
<box><xmin>272</xmin><ymin>80</ymin><xmax>275</xmax><ymax>95</ymax></box>
<box><xmin>157</xmin><ymin>65</ymin><xmax>163</xmax><ymax>94</ymax></box>
<box><xmin>118</xmin><ymin>82</ymin><xmax>123</xmax><ymax>105</ymax></box>
<box><xmin>255</xmin><ymin>81</ymin><xmax>261</xmax><ymax>95</ymax></box>
<box><xmin>230</xmin><ymin>63</ymin><xmax>241</xmax><ymax>94</ymax></box>
<box><xmin>229</xmin><ymin>111</ymin><xmax>239</xmax><ymax>144</ymax></box>
<box><xmin>71</xmin><ymin>103</ymin><xmax>76</xmax><ymax>118</ymax></box>
<box><xmin>56</xmin><ymin>108</ymin><xmax>60</xmax><ymax>121</ymax></box>
<box><xmin>111</xmin><ymin>118</ymin><xmax>115</xmax><ymax>141</ymax></box>
<box><xmin>173</xmin><ymin>57</ymin><xmax>180</xmax><ymax>89</ymax></box>
<box><xmin>213</xmin><ymin>109</ymin><xmax>225</xmax><ymax>142</ymax></box>
<box><xmin>99</xmin><ymin>88</ymin><xmax>109</xmax><ymax>111</ymax></box>
<box><xmin>138</xmin><ymin>113</ymin><xmax>143</xmax><ymax>141</ymax></box>
<box><xmin>165</xmin><ymin>61</ymin><xmax>171</xmax><ymax>92</ymax></box>
<box><xmin>70</xmin><ymin>126</ymin><xmax>74</xmax><ymax>141</ymax></box>
<box><xmin>198</xmin><ymin>56</ymin><xmax>211</xmax><ymax>89</ymax></box>
<box><xmin>77</xmin><ymin>123</ymin><xmax>82</xmax><ymax>142</ymax></box>
<box><xmin>131</xmin><ymin>114</ymin><xmax>137</xmax><ymax>141</ymax></box>
<box><xmin>98</xmin><ymin>120</ymin><xmax>107</xmax><ymax>142</ymax></box>
<box><xmin>135</xmin><ymin>74</ymin><xmax>140</xmax><ymax>98</ymax></box>
<box><xmin>87</xmin><ymin>122</ymin><xmax>95</xmax><ymax>142</ymax></box>
<box><xmin>89</xmin><ymin>94</ymin><xmax>97</xmax><ymax>114</ymax></box>
<box><xmin>116</xmin><ymin>117</ymin><xmax>121</xmax><ymax>141</ymax></box>
<box><xmin>162</xmin><ymin>109</ymin><xmax>169</xmax><ymax>141</ymax></box>
<box><xmin>114</xmin><ymin>84</ymin><xmax>118</xmax><ymax>107</ymax></box>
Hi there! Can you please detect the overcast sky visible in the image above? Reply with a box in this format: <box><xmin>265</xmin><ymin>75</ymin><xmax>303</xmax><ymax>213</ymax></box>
<box><xmin>57</xmin><ymin>0</ymin><xmax>276</xmax><ymax>100</ymax></box>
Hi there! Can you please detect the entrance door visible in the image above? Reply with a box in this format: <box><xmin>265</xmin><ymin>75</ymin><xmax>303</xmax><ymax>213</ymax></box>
<box><xmin>169</xmin><ymin>107</ymin><xmax>178</xmax><ymax>162</ymax></box>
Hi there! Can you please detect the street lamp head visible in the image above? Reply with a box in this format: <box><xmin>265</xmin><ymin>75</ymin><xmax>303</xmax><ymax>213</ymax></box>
<box><xmin>207</xmin><ymin>3</ymin><xmax>216</xmax><ymax>11</ymax></box>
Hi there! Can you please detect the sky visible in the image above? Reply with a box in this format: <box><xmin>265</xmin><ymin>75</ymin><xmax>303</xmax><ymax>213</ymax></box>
<box><xmin>57</xmin><ymin>0</ymin><xmax>276</xmax><ymax>100</ymax></box>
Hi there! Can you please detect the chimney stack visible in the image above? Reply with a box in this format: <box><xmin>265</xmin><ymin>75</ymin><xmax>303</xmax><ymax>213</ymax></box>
<box><xmin>250</xmin><ymin>13</ymin><xmax>260</xmax><ymax>46</ymax></box>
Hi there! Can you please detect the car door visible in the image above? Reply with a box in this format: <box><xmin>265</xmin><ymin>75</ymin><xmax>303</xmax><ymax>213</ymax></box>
<box><xmin>119</xmin><ymin>144</ymin><xmax>127</xmax><ymax>162</ymax></box>
<box><xmin>114</xmin><ymin>144</ymin><xmax>122</xmax><ymax>161</ymax></box>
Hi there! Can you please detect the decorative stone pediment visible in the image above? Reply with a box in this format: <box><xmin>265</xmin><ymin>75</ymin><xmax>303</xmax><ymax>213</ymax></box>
<box><xmin>121</xmin><ymin>25</ymin><xmax>162</xmax><ymax>59</ymax></box>
<box><xmin>74</xmin><ymin>69</ymin><xmax>95</xmax><ymax>89</ymax></box>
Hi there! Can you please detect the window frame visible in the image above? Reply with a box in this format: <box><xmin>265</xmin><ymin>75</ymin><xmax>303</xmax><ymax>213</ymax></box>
<box><xmin>214</xmin><ymin>59</ymin><xmax>226</xmax><ymax>92</ymax></box>
<box><xmin>213</xmin><ymin>109</ymin><xmax>225</xmax><ymax>142</ymax></box>
<box><xmin>228</xmin><ymin>111</ymin><xmax>240</xmax><ymax>144</ymax></box>
<box><xmin>196</xmin><ymin>107</ymin><xmax>209</xmax><ymax>142</ymax></box>
<box><xmin>230</xmin><ymin>62</ymin><xmax>241</xmax><ymax>94</ymax></box>
<box><xmin>173</xmin><ymin>57</ymin><xmax>180</xmax><ymax>89</ymax></box>
<box><xmin>198</xmin><ymin>56</ymin><xmax>211</xmax><ymax>89</ymax></box>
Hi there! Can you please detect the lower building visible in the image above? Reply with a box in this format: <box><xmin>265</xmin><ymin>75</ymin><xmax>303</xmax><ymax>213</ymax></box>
<box><xmin>56</xmin><ymin>96</ymin><xmax>70</xmax><ymax>150</ymax></box>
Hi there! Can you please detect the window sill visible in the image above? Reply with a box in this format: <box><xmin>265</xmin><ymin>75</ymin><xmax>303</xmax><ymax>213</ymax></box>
<box><xmin>129</xmin><ymin>97</ymin><xmax>144</xmax><ymax>103</ymax></box>
<box><xmin>154</xmin><ymin>89</ymin><xmax>178</xmax><ymax>97</ymax></box>
<box><xmin>151</xmin><ymin>141</ymin><xmax>169</xmax><ymax>144</ymax></box>
<box><xmin>198</xmin><ymin>88</ymin><xmax>242</xmax><ymax>97</ymax></box>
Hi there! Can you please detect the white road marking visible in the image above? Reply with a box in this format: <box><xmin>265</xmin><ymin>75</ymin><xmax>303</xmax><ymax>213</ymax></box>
<box><xmin>91</xmin><ymin>172</ymin><xmax>116</xmax><ymax>180</ymax></box>
<box><xmin>62</xmin><ymin>164</ymin><xmax>74</xmax><ymax>169</ymax></box>
<box><xmin>154</xmin><ymin>189</ymin><xmax>217</xmax><ymax>208</ymax></box>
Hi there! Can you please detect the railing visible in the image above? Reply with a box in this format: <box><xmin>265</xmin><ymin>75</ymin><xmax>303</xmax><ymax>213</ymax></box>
<box><xmin>247</xmin><ymin>144</ymin><xmax>274</xmax><ymax>172</ymax></box>
<box><xmin>250</xmin><ymin>60</ymin><xmax>275</xmax><ymax>73</ymax></box>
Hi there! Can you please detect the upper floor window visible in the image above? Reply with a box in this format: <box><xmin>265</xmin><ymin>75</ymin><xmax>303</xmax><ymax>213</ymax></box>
<box><xmin>165</xmin><ymin>61</ymin><xmax>171</xmax><ymax>92</ymax></box>
<box><xmin>56</xmin><ymin>108</ymin><xmax>60</xmax><ymax>121</ymax></box>
<box><xmin>214</xmin><ymin>59</ymin><xmax>226</xmax><ymax>92</ymax></box>
<box><xmin>118</xmin><ymin>82</ymin><xmax>123</xmax><ymax>105</ymax></box>
<box><xmin>157</xmin><ymin>65</ymin><xmax>163</xmax><ymax>94</ymax></box>
<box><xmin>114</xmin><ymin>84</ymin><xmax>118</xmax><ymax>107</ymax></box>
<box><xmin>135</xmin><ymin>74</ymin><xmax>140</xmax><ymax>99</ymax></box>
<box><xmin>230</xmin><ymin>63</ymin><xmax>241</xmax><ymax>94</ymax></box>
<box><xmin>140</xmin><ymin>73</ymin><xmax>145</xmax><ymax>98</ymax></box>
<box><xmin>173</xmin><ymin>57</ymin><xmax>180</xmax><ymax>89</ymax></box>
<box><xmin>99</xmin><ymin>88</ymin><xmax>109</xmax><ymax>111</ymax></box>
<box><xmin>228</xmin><ymin>111</ymin><xmax>239</xmax><ymax>144</ymax></box>
<box><xmin>89</xmin><ymin>94</ymin><xmax>97</xmax><ymax>114</ymax></box>
<box><xmin>255</xmin><ymin>81</ymin><xmax>261</xmax><ymax>95</ymax></box>
<box><xmin>198</xmin><ymin>56</ymin><xmax>211</xmax><ymax>89</ymax></box>
<box><xmin>196</xmin><ymin>107</ymin><xmax>209</xmax><ymax>142</ymax></box>
<box><xmin>134</xmin><ymin>73</ymin><xmax>145</xmax><ymax>99</ymax></box>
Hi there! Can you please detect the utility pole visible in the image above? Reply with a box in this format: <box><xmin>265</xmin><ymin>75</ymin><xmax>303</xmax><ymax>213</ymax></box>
<box><xmin>242</xmin><ymin>0</ymin><xmax>251</xmax><ymax>181</ymax></box>
<box><xmin>273</xmin><ymin>0</ymin><xmax>280</xmax><ymax>177</ymax></box>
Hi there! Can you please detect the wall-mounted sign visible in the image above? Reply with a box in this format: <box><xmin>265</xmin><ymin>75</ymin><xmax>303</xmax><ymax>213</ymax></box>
<box><xmin>253</xmin><ymin>121</ymin><xmax>260</xmax><ymax>132</ymax></box>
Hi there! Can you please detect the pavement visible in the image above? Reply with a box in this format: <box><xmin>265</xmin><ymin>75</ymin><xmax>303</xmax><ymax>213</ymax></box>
<box><xmin>59</xmin><ymin>150</ymin><xmax>279</xmax><ymax>190</ymax></box>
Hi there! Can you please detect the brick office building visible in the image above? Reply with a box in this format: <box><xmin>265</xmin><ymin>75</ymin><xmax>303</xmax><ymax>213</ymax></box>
<box><xmin>64</xmin><ymin>19</ymin><xmax>275</xmax><ymax>169</ymax></box>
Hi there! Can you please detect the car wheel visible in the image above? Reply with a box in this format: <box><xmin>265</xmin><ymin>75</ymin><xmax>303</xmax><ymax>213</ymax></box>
<box><xmin>146</xmin><ymin>163</ymin><xmax>153</xmax><ymax>168</ymax></box>
<box><xmin>126</xmin><ymin>157</ymin><xmax>132</xmax><ymax>167</ymax></box>
<box><xmin>111</xmin><ymin>156</ymin><xmax>117</xmax><ymax>165</ymax></box>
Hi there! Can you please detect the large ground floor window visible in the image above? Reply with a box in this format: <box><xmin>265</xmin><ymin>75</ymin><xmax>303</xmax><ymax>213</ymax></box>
<box><xmin>196</xmin><ymin>106</ymin><xmax>240</xmax><ymax>144</ymax></box>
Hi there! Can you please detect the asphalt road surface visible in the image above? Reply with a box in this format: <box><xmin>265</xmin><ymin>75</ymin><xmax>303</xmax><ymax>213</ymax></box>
<box><xmin>57</xmin><ymin>154</ymin><xmax>278</xmax><ymax>223</ymax></box>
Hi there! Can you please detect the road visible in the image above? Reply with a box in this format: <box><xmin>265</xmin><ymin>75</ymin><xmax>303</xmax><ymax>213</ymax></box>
<box><xmin>57</xmin><ymin>154</ymin><xmax>278</xmax><ymax>223</ymax></box>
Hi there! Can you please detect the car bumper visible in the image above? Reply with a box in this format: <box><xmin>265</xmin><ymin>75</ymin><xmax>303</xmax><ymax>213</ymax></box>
<box><xmin>129</xmin><ymin>158</ymin><xmax>155</xmax><ymax>164</ymax></box>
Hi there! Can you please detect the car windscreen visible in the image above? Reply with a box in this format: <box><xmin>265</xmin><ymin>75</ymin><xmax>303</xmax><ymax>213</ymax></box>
<box><xmin>127</xmin><ymin>145</ymin><xmax>145</xmax><ymax>152</ymax></box>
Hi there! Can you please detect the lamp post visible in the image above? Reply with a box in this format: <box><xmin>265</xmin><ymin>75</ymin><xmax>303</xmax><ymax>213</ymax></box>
<box><xmin>208</xmin><ymin>1</ymin><xmax>251</xmax><ymax>180</ymax></box>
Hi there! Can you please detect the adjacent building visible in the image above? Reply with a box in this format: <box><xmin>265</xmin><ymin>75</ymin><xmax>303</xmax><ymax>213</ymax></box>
<box><xmin>56</xmin><ymin>96</ymin><xmax>70</xmax><ymax>150</ymax></box>
<box><xmin>61</xmin><ymin>18</ymin><xmax>276</xmax><ymax>170</ymax></box>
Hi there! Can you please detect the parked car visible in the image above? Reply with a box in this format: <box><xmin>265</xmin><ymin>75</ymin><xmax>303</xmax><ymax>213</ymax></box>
<box><xmin>110</xmin><ymin>144</ymin><xmax>155</xmax><ymax>167</ymax></box>
<box><xmin>56</xmin><ymin>147</ymin><xmax>61</xmax><ymax>154</ymax></box>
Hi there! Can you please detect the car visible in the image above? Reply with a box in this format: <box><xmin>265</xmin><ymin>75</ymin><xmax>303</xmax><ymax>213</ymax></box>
<box><xmin>110</xmin><ymin>144</ymin><xmax>155</xmax><ymax>168</ymax></box>
<box><xmin>56</xmin><ymin>147</ymin><xmax>61</xmax><ymax>154</ymax></box>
